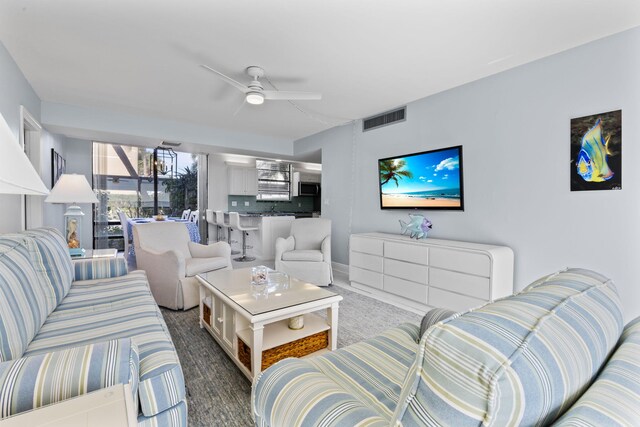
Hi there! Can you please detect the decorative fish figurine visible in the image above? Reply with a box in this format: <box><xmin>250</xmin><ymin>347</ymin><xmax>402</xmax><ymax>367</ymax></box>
<box><xmin>399</xmin><ymin>214</ymin><xmax>432</xmax><ymax>239</ymax></box>
<box><xmin>576</xmin><ymin>119</ymin><xmax>614</xmax><ymax>182</ymax></box>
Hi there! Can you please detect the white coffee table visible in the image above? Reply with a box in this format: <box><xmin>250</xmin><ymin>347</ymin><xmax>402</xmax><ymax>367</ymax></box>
<box><xmin>196</xmin><ymin>267</ymin><xmax>342</xmax><ymax>380</ymax></box>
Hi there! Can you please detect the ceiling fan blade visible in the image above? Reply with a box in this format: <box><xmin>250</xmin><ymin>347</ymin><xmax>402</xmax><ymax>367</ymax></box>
<box><xmin>262</xmin><ymin>90</ymin><xmax>322</xmax><ymax>101</ymax></box>
<box><xmin>232</xmin><ymin>98</ymin><xmax>246</xmax><ymax>117</ymax></box>
<box><xmin>201</xmin><ymin>65</ymin><xmax>249</xmax><ymax>93</ymax></box>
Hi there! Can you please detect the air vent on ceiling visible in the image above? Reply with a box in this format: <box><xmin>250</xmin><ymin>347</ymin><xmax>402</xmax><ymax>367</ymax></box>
<box><xmin>363</xmin><ymin>107</ymin><xmax>406</xmax><ymax>132</ymax></box>
<box><xmin>161</xmin><ymin>141</ymin><xmax>182</xmax><ymax>147</ymax></box>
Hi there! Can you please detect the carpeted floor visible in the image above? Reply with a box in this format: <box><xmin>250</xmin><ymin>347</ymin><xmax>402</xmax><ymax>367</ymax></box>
<box><xmin>160</xmin><ymin>271</ymin><xmax>421</xmax><ymax>426</ymax></box>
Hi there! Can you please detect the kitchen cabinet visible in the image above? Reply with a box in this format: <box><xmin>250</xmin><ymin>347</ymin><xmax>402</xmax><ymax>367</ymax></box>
<box><xmin>228</xmin><ymin>166</ymin><xmax>258</xmax><ymax>196</ymax></box>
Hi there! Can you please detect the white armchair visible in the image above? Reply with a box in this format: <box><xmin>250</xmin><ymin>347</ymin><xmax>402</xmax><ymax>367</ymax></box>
<box><xmin>133</xmin><ymin>222</ymin><xmax>232</xmax><ymax>310</ymax></box>
<box><xmin>275</xmin><ymin>218</ymin><xmax>333</xmax><ymax>287</ymax></box>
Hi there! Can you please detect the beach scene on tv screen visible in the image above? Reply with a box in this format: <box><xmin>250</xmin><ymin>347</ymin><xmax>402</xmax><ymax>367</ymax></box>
<box><xmin>379</xmin><ymin>147</ymin><xmax>462</xmax><ymax>208</ymax></box>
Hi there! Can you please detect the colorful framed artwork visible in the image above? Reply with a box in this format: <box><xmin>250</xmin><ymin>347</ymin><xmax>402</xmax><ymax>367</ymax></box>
<box><xmin>570</xmin><ymin>109</ymin><xmax>622</xmax><ymax>191</ymax></box>
<box><xmin>51</xmin><ymin>148</ymin><xmax>66</xmax><ymax>187</ymax></box>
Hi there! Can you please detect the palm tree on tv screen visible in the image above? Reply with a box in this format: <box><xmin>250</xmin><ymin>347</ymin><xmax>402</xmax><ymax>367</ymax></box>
<box><xmin>380</xmin><ymin>159</ymin><xmax>413</xmax><ymax>187</ymax></box>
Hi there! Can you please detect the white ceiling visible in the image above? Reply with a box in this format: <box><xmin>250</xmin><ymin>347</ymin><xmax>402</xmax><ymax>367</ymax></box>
<box><xmin>1</xmin><ymin>0</ymin><xmax>639</xmax><ymax>141</ymax></box>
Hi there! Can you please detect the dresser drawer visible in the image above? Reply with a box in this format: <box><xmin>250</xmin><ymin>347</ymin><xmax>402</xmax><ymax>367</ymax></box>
<box><xmin>429</xmin><ymin>287</ymin><xmax>485</xmax><ymax>312</ymax></box>
<box><xmin>350</xmin><ymin>236</ymin><xmax>383</xmax><ymax>256</ymax></box>
<box><xmin>350</xmin><ymin>266</ymin><xmax>383</xmax><ymax>290</ymax></box>
<box><xmin>384</xmin><ymin>275</ymin><xmax>428</xmax><ymax>304</ymax></box>
<box><xmin>384</xmin><ymin>241</ymin><xmax>428</xmax><ymax>265</ymax></box>
<box><xmin>429</xmin><ymin>268</ymin><xmax>490</xmax><ymax>300</ymax></box>
<box><xmin>430</xmin><ymin>248</ymin><xmax>490</xmax><ymax>277</ymax></box>
<box><xmin>384</xmin><ymin>258</ymin><xmax>428</xmax><ymax>284</ymax></box>
<box><xmin>351</xmin><ymin>252</ymin><xmax>383</xmax><ymax>272</ymax></box>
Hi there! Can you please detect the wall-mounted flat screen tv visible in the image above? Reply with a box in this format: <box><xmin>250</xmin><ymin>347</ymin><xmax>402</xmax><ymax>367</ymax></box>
<box><xmin>379</xmin><ymin>145</ymin><xmax>464</xmax><ymax>210</ymax></box>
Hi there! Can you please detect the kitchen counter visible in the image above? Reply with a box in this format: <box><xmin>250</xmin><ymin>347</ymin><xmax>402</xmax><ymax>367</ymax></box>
<box><xmin>217</xmin><ymin>213</ymin><xmax>297</xmax><ymax>259</ymax></box>
<box><xmin>236</xmin><ymin>211</ymin><xmax>314</xmax><ymax>218</ymax></box>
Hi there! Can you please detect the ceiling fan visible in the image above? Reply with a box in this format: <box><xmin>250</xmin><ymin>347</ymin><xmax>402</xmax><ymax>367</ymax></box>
<box><xmin>201</xmin><ymin>65</ymin><xmax>322</xmax><ymax>105</ymax></box>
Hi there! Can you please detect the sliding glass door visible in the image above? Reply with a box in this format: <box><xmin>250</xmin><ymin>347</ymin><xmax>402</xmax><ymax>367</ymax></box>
<box><xmin>92</xmin><ymin>142</ymin><xmax>204</xmax><ymax>250</ymax></box>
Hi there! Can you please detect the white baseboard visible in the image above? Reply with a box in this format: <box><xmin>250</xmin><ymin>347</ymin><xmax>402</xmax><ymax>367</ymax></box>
<box><xmin>331</xmin><ymin>261</ymin><xmax>349</xmax><ymax>274</ymax></box>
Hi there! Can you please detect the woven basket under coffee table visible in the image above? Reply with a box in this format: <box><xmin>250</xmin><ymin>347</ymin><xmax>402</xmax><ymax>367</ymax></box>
<box><xmin>238</xmin><ymin>330</ymin><xmax>329</xmax><ymax>372</ymax></box>
<box><xmin>196</xmin><ymin>267</ymin><xmax>343</xmax><ymax>380</ymax></box>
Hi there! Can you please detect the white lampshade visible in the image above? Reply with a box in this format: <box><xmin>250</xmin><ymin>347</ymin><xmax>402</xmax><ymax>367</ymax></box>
<box><xmin>45</xmin><ymin>174</ymin><xmax>99</xmax><ymax>204</ymax></box>
<box><xmin>0</xmin><ymin>112</ymin><xmax>49</xmax><ymax>195</ymax></box>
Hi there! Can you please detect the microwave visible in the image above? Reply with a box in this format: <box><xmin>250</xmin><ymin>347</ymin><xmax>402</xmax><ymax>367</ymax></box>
<box><xmin>299</xmin><ymin>182</ymin><xmax>321</xmax><ymax>196</ymax></box>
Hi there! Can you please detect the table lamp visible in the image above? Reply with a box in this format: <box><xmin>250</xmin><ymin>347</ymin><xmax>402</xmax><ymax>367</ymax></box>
<box><xmin>45</xmin><ymin>174</ymin><xmax>99</xmax><ymax>256</ymax></box>
<box><xmin>0</xmin><ymin>112</ymin><xmax>49</xmax><ymax>196</ymax></box>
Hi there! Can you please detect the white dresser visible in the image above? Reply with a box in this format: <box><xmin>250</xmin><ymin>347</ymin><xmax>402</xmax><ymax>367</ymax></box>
<box><xmin>349</xmin><ymin>233</ymin><xmax>514</xmax><ymax>312</ymax></box>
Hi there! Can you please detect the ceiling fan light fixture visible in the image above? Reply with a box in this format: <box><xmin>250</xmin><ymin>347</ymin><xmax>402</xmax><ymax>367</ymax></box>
<box><xmin>246</xmin><ymin>92</ymin><xmax>264</xmax><ymax>105</ymax></box>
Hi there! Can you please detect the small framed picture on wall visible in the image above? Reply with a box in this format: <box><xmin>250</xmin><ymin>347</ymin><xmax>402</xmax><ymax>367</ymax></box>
<box><xmin>51</xmin><ymin>148</ymin><xmax>66</xmax><ymax>187</ymax></box>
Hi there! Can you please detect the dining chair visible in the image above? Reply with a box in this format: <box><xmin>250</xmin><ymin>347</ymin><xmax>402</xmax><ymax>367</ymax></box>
<box><xmin>117</xmin><ymin>210</ymin><xmax>132</xmax><ymax>260</ymax></box>
<box><xmin>188</xmin><ymin>210</ymin><xmax>199</xmax><ymax>224</ymax></box>
<box><xmin>181</xmin><ymin>209</ymin><xmax>191</xmax><ymax>220</ymax></box>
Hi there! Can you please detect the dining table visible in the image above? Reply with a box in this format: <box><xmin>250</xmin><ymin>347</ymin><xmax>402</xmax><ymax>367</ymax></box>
<box><xmin>126</xmin><ymin>217</ymin><xmax>201</xmax><ymax>262</ymax></box>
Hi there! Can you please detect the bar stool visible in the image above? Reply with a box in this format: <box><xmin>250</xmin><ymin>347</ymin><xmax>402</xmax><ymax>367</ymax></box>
<box><xmin>205</xmin><ymin>209</ymin><xmax>219</xmax><ymax>243</ymax></box>
<box><xmin>218</xmin><ymin>211</ymin><xmax>240</xmax><ymax>255</ymax></box>
<box><xmin>229</xmin><ymin>212</ymin><xmax>258</xmax><ymax>262</ymax></box>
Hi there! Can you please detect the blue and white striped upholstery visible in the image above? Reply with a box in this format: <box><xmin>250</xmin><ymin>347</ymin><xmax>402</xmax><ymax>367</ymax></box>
<box><xmin>419</xmin><ymin>308</ymin><xmax>457</xmax><ymax>339</ymax></box>
<box><xmin>24</xmin><ymin>228</ymin><xmax>74</xmax><ymax>304</ymax></box>
<box><xmin>553</xmin><ymin>315</ymin><xmax>640</xmax><ymax>426</ymax></box>
<box><xmin>24</xmin><ymin>270</ymin><xmax>186</xmax><ymax>418</ymax></box>
<box><xmin>0</xmin><ymin>228</ymin><xmax>185</xmax><ymax>425</ymax></box>
<box><xmin>253</xmin><ymin>323</ymin><xmax>420</xmax><ymax>426</ymax></box>
<box><xmin>0</xmin><ymin>338</ymin><xmax>138</xmax><ymax>418</ymax></box>
<box><xmin>394</xmin><ymin>268</ymin><xmax>624</xmax><ymax>426</ymax></box>
<box><xmin>0</xmin><ymin>234</ymin><xmax>57</xmax><ymax>361</ymax></box>
<box><xmin>253</xmin><ymin>268</ymin><xmax>628</xmax><ymax>427</ymax></box>
<box><xmin>73</xmin><ymin>257</ymin><xmax>128</xmax><ymax>281</ymax></box>
<box><xmin>138</xmin><ymin>399</ymin><xmax>188</xmax><ymax>427</ymax></box>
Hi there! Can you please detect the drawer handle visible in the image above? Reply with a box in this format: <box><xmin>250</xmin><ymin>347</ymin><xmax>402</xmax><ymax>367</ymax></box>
<box><xmin>217</xmin><ymin>317</ymin><xmax>223</xmax><ymax>323</ymax></box>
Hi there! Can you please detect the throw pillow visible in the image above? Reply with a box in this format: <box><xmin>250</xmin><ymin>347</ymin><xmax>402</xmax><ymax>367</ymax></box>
<box><xmin>188</xmin><ymin>241</ymin><xmax>220</xmax><ymax>258</ymax></box>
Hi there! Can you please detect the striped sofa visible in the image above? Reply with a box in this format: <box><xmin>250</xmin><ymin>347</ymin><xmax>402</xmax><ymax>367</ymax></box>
<box><xmin>0</xmin><ymin>228</ymin><xmax>186</xmax><ymax>426</ymax></box>
<box><xmin>253</xmin><ymin>268</ymin><xmax>640</xmax><ymax>426</ymax></box>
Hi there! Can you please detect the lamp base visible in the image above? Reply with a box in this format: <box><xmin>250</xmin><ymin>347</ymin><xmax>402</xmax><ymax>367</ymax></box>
<box><xmin>69</xmin><ymin>248</ymin><xmax>85</xmax><ymax>257</ymax></box>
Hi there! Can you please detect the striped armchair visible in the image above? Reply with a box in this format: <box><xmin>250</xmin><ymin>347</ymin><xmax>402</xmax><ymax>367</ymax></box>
<box><xmin>0</xmin><ymin>228</ymin><xmax>187</xmax><ymax>426</ymax></box>
<box><xmin>253</xmin><ymin>268</ymin><xmax>640</xmax><ymax>426</ymax></box>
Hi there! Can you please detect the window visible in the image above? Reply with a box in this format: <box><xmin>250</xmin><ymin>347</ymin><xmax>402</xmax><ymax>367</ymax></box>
<box><xmin>256</xmin><ymin>160</ymin><xmax>291</xmax><ymax>201</ymax></box>
<box><xmin>92</xmin><ymin>142</ymin><xmax>201</xmax><ymax>250</ymax></box>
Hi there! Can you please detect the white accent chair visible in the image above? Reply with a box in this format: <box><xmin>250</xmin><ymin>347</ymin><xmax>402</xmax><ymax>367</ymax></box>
<box><xmin>133</xmin><ymin>222</ymin><xmax>232</xmax><ymax>310</ymax></box>
<box><xmin>275</xmin><ymin>218</ymin><xmax>333</xmax><ymax>287</ymax></box>
<box><xmin>180</xmin><ymin>209</ymin><xmax>191</xmax><ymax>220</ymax></box>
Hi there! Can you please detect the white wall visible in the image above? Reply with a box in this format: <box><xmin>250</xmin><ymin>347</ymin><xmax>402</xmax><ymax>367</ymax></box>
<box><xmin>295</xmin><ymin>125</ymin><xmax>353</xmax><ymax>263</ymax></box>
<box><xmin>41</xmin><ymin>130</ymin><xmax>68</xmax><ymax>232</ymax></box>
<box><xmin>0</xmin><ymin>42</ymin><xmax>42</xmax><ymax>233</ymax></box>
<box><xmin>295</xmin><ymin>27</ymin><xmax>640</xmax><ymax>322</ymax></box>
